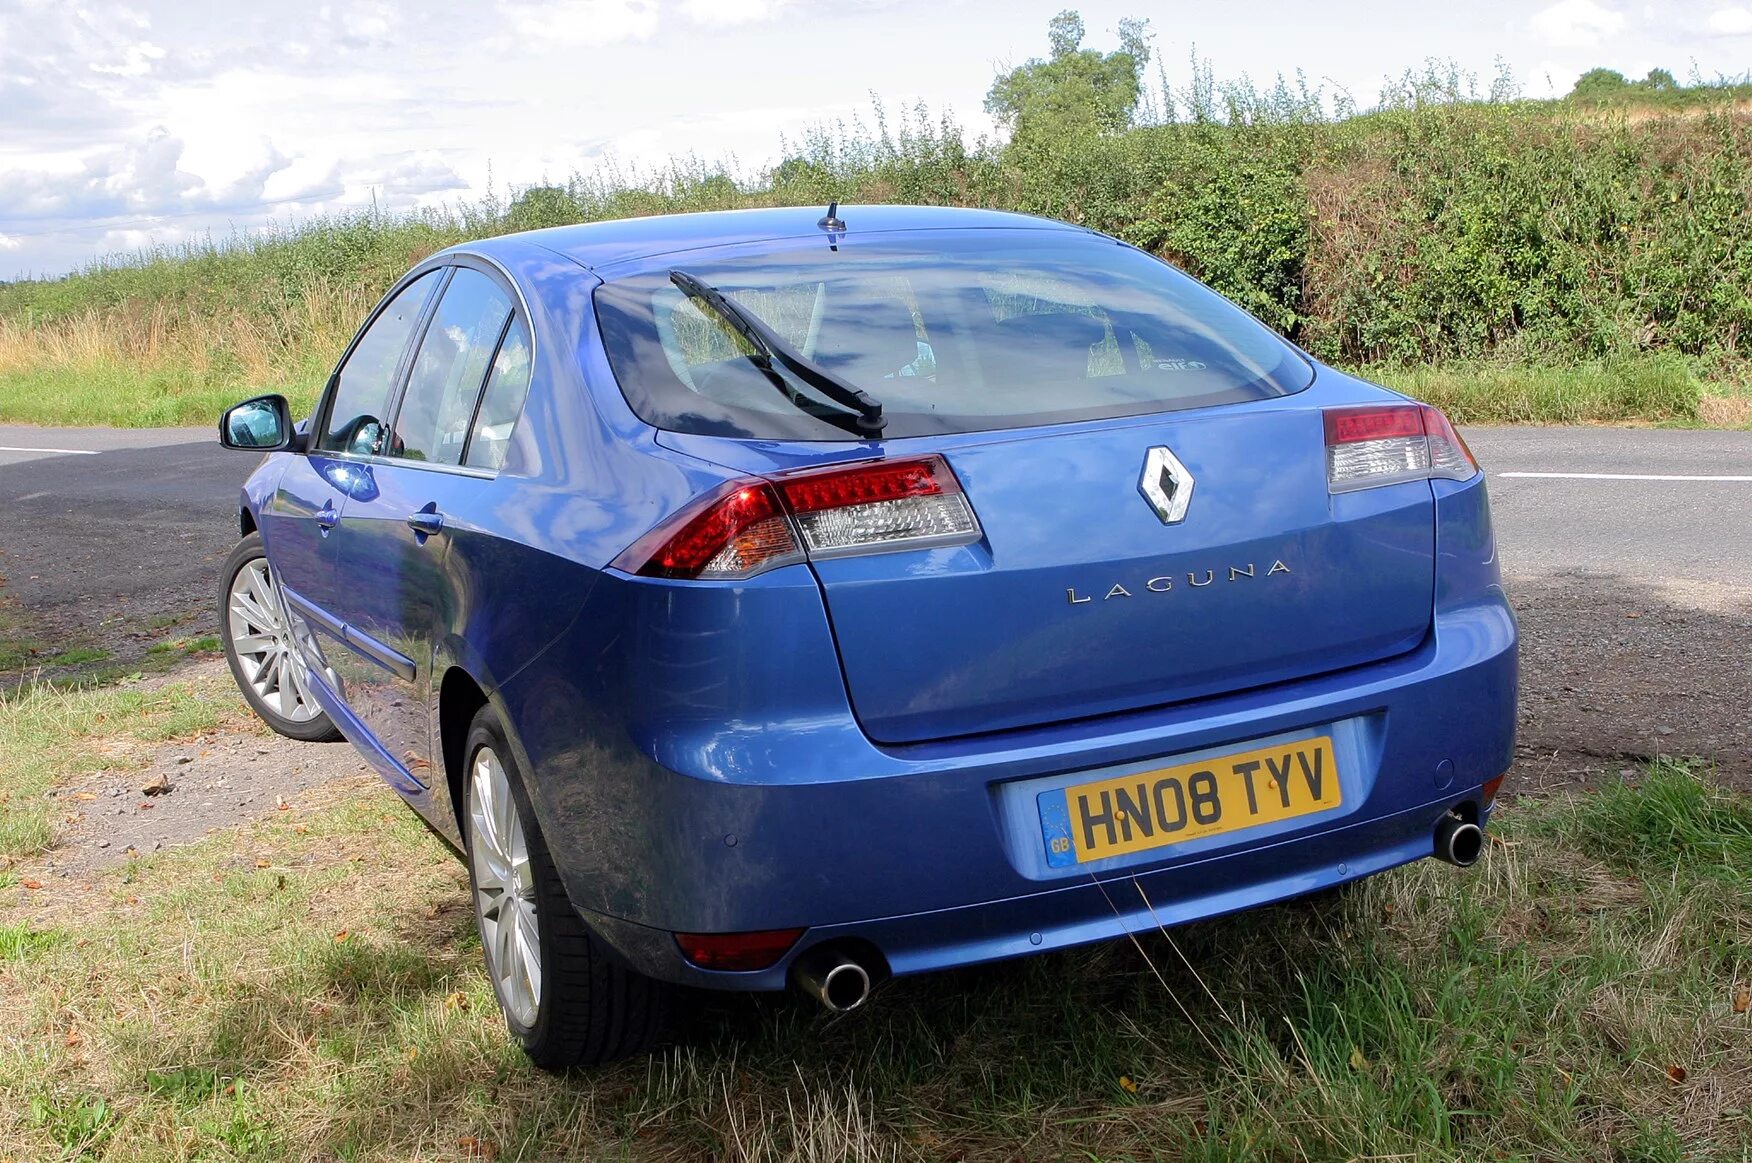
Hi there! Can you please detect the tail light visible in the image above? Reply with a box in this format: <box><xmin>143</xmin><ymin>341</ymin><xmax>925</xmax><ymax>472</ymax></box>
<box><xmin>1324</xmin><ymin>404</ymin><xmax>1478</xmax><ymax>493</ymax></box>
<box><xmin>614</xmin><ymin>455</ymin><xmax>981</xmax><ymax>581</ymax></box>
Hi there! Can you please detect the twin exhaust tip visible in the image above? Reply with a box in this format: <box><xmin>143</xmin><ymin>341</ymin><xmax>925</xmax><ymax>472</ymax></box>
<box><xmin>792</xmin><ymin>950</ymin><xmax>874</xmax><ymax>1012</ymax></box>
<box><xmin>1435</xmin><ymin>813</ymin><xmax>1485</xmax><ymax>868</ymax></box>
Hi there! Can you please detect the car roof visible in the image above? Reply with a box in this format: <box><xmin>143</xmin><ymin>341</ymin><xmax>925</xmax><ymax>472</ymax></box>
<box><xmin>458</xmin><ymin>205</ymin><xmax>1086</xmax><ymax>276</ymax></box>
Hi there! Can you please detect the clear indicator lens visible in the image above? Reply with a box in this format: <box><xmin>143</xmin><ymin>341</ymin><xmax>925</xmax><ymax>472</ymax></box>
<box><xmin>794</xmin><ymin>493</ymin><xmax>979</xmax><ymax>554</ymax></box>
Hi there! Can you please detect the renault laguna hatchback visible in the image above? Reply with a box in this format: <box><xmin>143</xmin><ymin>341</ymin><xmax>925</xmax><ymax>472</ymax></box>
<box><xmin>216</xmin><ymin>205</ymin><xmax>1517</xmax><ymax>1067</ymax></box>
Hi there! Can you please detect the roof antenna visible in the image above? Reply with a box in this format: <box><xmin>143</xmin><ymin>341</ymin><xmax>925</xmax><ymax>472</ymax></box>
<box><xmin>817</xmin><ymin>200</ymin><xmax>846</xmax><ymax>232</ymax></box>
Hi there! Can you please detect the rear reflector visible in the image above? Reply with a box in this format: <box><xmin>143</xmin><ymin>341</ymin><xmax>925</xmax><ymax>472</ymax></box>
<box><xmin>675</xmin><ymin>927</ymin><xmax>805</xmax><ymax>971</ymax></box>
<box><xmin>1324</xmin><ymin>404</ymin><xmax>1479</xmax><ymax>493</ymax></box>
<box><xmin>1480</xmin><ymin>775</ymin><xmax>1505</xmax><ymax>805</ymax></box>
<box><xmin>614</xmin><ymin>455</ymin><xmax>980</xmax><ymax>581</ymax></box>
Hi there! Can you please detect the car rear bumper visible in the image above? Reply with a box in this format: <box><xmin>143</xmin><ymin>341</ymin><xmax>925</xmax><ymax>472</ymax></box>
<box><xmin>584</xmin><ymin>791</ymin><xmax>1493</xmax><ymax>990</ymax></box>
<box><xmin>507</xmin><ymin>584</ymin><xmax>1517</xmax><ymax>991</ymax></box>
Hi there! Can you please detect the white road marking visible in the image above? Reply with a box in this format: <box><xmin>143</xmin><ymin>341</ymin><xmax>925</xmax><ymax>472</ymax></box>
<box><xmin>0</xmin><ymin>445</ymin><xmax>100</xmax><ymax>456</ymax></box>
<box><xmin>16</xmin><ymin>491</ymin><xmax>49</xmax><ymax>501</ymax></box>
<box><xmin>1498</xmin><ymin>471</ymin><xmax>1752</xmax><ymax>482</ymax></box>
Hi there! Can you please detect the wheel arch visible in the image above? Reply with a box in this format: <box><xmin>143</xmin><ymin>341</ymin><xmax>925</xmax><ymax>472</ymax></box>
<box><xmin>438</xmin><ymin>665</ymin><xmax>491</xmax><ymax>840</ymax></box>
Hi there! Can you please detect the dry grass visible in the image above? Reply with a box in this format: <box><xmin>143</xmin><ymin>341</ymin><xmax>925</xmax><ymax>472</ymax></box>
<box><xmin>1700</xmin><ymin>391</ymin><xmax>1752</xmax><ymax>427</ymax></box>
<box><xmin>0</xmin><ymin>280</ymin><xmax>375</xmax><ymax>428</ymax></box>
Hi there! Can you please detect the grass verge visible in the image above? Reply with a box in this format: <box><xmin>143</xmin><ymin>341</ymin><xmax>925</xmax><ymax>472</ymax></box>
<box><xmin>0</xmin><ymin>732</ymin><xmax>1747</xmax><ymax>1160</ymax></box>
<box><xmin>1367</xmin><ymin>354</ymin><xmax>1718</xmax><ymax>426</ymax></box>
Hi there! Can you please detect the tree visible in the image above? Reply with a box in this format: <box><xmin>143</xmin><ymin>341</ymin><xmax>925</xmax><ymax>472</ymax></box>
<box><xmin>1570</xmin><ymin>67</ymin><xmax>1630</xmax><ymax>99</ymax></box>
<box><xmin>503</xmin><ymin>186</ymin><xmax>582</xmax><ymax>231</ymax></box>
<box><xmin>1644</xmin><ymin>67</ymin><xmax>1678</xmax><ymax>91</ymax></box>
<box><xmin>984</xmin><ymin>10</ymin><xmax>1151</xmax><ymax>149</ymax></box>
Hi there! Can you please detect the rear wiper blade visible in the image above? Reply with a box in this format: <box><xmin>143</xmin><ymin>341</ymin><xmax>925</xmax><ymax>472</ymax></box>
<box><xmin>669</xmin><ymin>269</ymin><xmax>886</xmax><ymax>436</ymax></box>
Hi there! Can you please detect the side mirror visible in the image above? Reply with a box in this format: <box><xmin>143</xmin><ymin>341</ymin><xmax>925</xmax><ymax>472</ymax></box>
<box><xmin>219</xmin><ymin>395</ymin><xmax>295</xmax><ymax>451</ymax></box>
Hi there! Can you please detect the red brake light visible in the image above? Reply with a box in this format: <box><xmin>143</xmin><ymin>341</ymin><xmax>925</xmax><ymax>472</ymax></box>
<box><xmin>675</xmin><ymin>927</ymin><xmax>805</xmax><ymax>971</ymax></box>
<box><xmin>779</xmin><ymin>458</ymin><xmax>946</xmax><ymax>513</ymax></box>
<box><xmin>615</xmin><ymin>480</ymin><xmax>800</xmax><ymax>580</ymax></box>
<box><xmin>1324</xmin><ymin>404</ymin><xmax>1478</xmax><ymax>492</ymax></box>
<box><xmin>612</xmin><ymin>455</ymin><xmax>981</xmax><ymax>581</ymax></box>
<box><xmin>1324</xmin><ymin>406</ymin><xmax>1424</xmax><ymax>445</ymax></box>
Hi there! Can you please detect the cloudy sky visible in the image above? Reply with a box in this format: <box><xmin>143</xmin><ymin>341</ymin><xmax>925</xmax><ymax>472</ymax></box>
<box><xmin>3</xmin><ymin>0</ymin><xmax>1749</xmax><ymax>279</ymax></box>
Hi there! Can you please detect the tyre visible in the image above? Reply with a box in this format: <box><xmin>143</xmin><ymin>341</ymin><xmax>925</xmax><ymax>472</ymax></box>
<box><xmin>462</xmin><ymin>706</ymin><xmax>671</xmax><ymax>1068</ymax></box>
<box><xmin>219</xmin><ymin>533</ymin><xmax>342</xmax><ymax>743</ymax></box>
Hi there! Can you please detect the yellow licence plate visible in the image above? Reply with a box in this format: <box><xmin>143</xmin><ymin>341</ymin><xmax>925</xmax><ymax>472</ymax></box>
<box><xmin>1038</xmin><ymin>736</ymin><xmax>1341</xmax><ymax>867</ymax></box>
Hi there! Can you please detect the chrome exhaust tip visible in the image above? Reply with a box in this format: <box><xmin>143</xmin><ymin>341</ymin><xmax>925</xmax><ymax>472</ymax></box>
<box><xmin>792</xmin><ymin>951</ymin><xmax>873</xmax><ymax>1013</ymax></box>
<box><xmin>1434</xmin><ymin>814</ymin><xmax>1484</xmax><ymax>868</ymax></box>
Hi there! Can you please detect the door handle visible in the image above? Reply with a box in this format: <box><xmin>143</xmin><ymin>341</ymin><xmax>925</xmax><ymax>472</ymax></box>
<box><xmin>316</xmin><ymin>503</ymin><xmax>338</xmax><ymax>532</ymax></box>
<box><xmin>406</xmin><ymin>509</ymin><xmax>445</xmax><ymax>539</ymax></box>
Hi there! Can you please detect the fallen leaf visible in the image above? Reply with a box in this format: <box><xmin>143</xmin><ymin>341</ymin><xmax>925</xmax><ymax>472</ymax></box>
<box><xmin>21</xmin><ymin>880</ymin><xmax>41</xmax><ymax>890</ymax></box>
<box><xmin>1667</xmin><ymin>1064</ymin><xmax>1688</xmax><ymax>1084</ymax></box>
<box><xmin>140</xmin><ymin>773</ymin><xmax>172</xmax><ymax>797</ymax></box>
<box><xmin>1734</xmin><ymin>984</ymin><xmax>1750</xmax><ymax>1015</ymax></box>
<box><xmin>292</xmin><ymin>823</ymin><xmax>308</xmax><ymax>834</ymax></box>
<box><xmin>72</xmin><ymin>792</ymin><xmax>97</xmax><ymax>802</ymax></box>
<box><xmin>1117</xmin><ymin>1075</ymin><xmax>1138</xmax><ymax>1094</ymax></box>
<box><xmin>1349</xmin><ymin>1046</ymin><xmax>1371</xmax><ymax>1072</ymax></box>
<box><xmin>136</xmin><ymin>802</ymin><xmax>153</xmax><ymax>811</ymax></box>
<box><xmin>63</xmin><ymin>1030</ymin><xmax>80</xmax><ymax>1047</ymax></box>
<box><xmin>404</xmin><ymin>1046</ymin><xmax>419</xmax><ymax>1063</ymax></box>
<box><xmin>458</xmin><ymin>1137</ymin><xmax>498</xmax><ymax>1159</ymax></box>
<box><xmin>276</xmin><ymin>796</ymin><xmax>289</xmax><ymax>811</ymax></box>
<box><xmin>444</xmin><ymin>991</ymin><xmax>471</xmax><ymax>1012</ymax></box>
<box><xmin>334</xmin><ymin>930</ymin><xmax>350</xmax><ymax>943</ymax></box>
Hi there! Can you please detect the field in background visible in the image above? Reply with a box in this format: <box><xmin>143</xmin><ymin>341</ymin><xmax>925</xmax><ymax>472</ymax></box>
<box><xmin>1</xmin><ymin>665</ymin><xmax>1748</xmax><ymax>1160</ymax></box>
<box><xmin>5</xmin><ymin>54</ymin><xmax>1752</xmax><ymax>429</ymax></box>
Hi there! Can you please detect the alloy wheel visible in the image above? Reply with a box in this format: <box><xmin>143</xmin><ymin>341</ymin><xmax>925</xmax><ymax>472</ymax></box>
<box><xmin>468</xmin><ymin>746</ymin><xmax>542</xmax><ymax>1029</ymax></box>
<box><xmin>225</xmin><ymin>557</ymin><xmax>321</xmax><ymax>723</ymax></box>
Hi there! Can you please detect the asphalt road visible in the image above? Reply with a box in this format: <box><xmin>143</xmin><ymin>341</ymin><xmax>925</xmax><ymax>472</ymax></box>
<box><xmin>1464</xmin><ymin>427</ymin><xmax>1752</xmax><ymax>584</ymax></box>
<box><xmin>0</xmin><ymin>425</ymin><xmax>239</xmax><ymax>646</ymax></box>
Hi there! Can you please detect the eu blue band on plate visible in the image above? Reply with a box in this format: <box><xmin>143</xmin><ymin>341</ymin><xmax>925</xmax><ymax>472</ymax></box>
<box><xmin>1038</xmin><ymin>790</ymin><xmax>1076</xmax><ymax>868</ymax></box>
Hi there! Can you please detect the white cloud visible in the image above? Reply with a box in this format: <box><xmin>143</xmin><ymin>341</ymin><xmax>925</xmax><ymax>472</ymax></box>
<box><xmin>1530</xmin><ymin>0</ymin><xmax>1627</xmax><ymax>47</ymax></box>
<box><xmin>0</xmin><ymin>233</ymin><xmax>19</xmax><ymax>252</ymax></box>
<box><xmin>497</xmin><ymin>0</ymin><xmax>659</xmax><ymax>46</ymax></box>
<box><xmin>1707</xmin><ymin>5</ymin><xmax>1752</xmax><ymax>34</ymax></box>
<box><xmin>681</xmin><ymin>0</ymin><xmax>791</xmax><ymax>26</ymax></box>
<box><xmin>88</xmin><ymin>40</ymin><xmax>166</xmax><ymax>78</ymax></box>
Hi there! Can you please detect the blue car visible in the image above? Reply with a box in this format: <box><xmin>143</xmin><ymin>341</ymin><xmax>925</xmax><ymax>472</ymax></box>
<box><xmin>217</xmin><ymin>205</ymin><xmax>1516</xmax><ymax>1067</ymax></box>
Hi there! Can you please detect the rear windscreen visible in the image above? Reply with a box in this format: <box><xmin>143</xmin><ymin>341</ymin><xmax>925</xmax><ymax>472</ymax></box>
<box><xmin>594</xmin><ymin>230</ymin><xmax>1314</xmax><ymax>440</ymax></box>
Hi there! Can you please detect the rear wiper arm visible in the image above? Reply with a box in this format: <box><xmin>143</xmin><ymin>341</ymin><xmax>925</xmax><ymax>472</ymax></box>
<box><xmin>669</xmin><ymin>269</ymin><xmax>886</xmax><ymax>436</ymax></box>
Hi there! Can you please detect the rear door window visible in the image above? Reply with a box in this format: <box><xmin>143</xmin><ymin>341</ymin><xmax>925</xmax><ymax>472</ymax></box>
<box><xmin>389</xmin><ymin>268</ymin><xmax>514</xmax><ymax>466</ymax></box>
<box><xmin>465</xmin><ymin>316</ymin><xmax>532</xmax><ymax>471</ymax></box>
<box><xmin>594</xmin><ymin>230</ymin><xmax>1313</xmax><ymax>440</ymax></box>
<box><xmin>319</xmin><ymin>270</ymin><xmax>440</xmax><ymax>455</ymax></box>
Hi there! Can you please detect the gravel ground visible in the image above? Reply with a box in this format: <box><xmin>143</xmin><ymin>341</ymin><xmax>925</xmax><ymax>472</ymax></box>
<box><xmin>33</xmin><ymin>660</ymin><xmax>376</xmax><ymax>880</ymax></box>
<box><xmin>1507</xmin><ymin>570</ymin><xmax>1751</xmax><ymax>794</ymax></box>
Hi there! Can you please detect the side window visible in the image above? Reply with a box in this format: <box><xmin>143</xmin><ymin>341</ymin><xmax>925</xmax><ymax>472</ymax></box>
<box><xmin>319</xmin><ymin>270</ymin><xmax>439</xmax><ymax>454</ymax></box>
<box><xmin>390</xmin><ymin>268</ymin><xmax>513</xmax><ymax>465</ymax></box>
<box><xmin>465</xmin><ymin>317</ymin><xmax>532</xmax><ymax>472</ymax></box>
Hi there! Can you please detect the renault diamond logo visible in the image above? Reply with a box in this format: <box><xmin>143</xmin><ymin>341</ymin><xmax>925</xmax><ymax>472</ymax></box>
<box><xmin>1139</xmin><ymin>446</ymin><xmax>1194</xmax><ymax>525</ymax></box>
